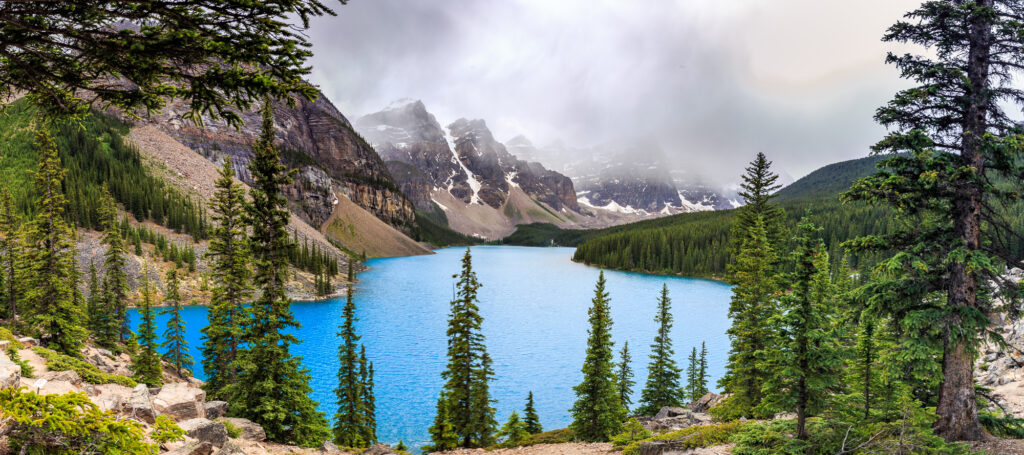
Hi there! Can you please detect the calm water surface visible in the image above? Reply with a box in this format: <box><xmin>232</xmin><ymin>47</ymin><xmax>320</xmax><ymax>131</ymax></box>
<box><xmin>129</xmin><ymin>246</ymin><xmax>732</xmax><ymax>449</ymax></box>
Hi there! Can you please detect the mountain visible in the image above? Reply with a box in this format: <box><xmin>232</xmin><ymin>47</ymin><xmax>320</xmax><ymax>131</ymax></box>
<box><xmin>355</xmin><ymin>100</ymin><xmax>587</xmax><ymax>239</ymax></box>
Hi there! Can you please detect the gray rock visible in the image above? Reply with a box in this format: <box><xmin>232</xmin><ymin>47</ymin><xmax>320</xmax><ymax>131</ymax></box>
<box><xmin>16</xmin><ymin>337</ymin><xmax>37</xmax><ymax>347</ymax></box>
<box><xmin>219</xmin><ymin>417</ymin><xmax>266</xmax><ymax>442</ymax></box>
<box><xmin>178</xmin><ymin>418</ymin><xmax>228</xmax><ymax>448</ymax></box>
<box><xmin>204</xmin><ymin>400</ymin><xmax>228</xmax><ymax>419</ymax></box>
<box><xmin>153</xmin><ymin>382</ymin><xmax>206</xmax><ymax>421</ymax></box>
<box><xmin>127</xmin><ymin>384</ymin><xmax>157</xmax><ymax>424</ymax></box>
<box><xmin>361</xmin><ymin>444</ymin><xmax>399</xmax><ymax>455</ymax></box>
<box><xmin>654</xmin><ymin>406</ymin><xmax>689</xmax><ymax>420</ymax></box>
<box><xmin>322</xmin><ymin>440</ymin><xmax>342</xmax><ymax>453</ymax></box>
<box><xmin>164</xmin><ymin>441</ymin><xmax>215</xmax><ymax>455</ymax></box>
<box><xmin>218</xmin><ymin>441</ymin><xmax>247</xmax><ymax>455</ymax></box>
<box><xmin>42</xmin><ymin>369</ymin><xmax>82</xmax><ymax>386</ymax></box>
<box><xmin>688</xmin><ymin>392</ymin><xmax>728</xmax><ymax>413</ymax></box>
<box><xmin>0</xmin><ymin>353</ymin><xmax>20</xmax><ymax>390</ymax></box>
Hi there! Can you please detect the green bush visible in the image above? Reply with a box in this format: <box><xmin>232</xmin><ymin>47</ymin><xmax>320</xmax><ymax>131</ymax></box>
<box><xmin>487</xmin><ymin>427</ymin><xmax>575</xmax><ymax>449</ymax></box>
<box><xmin>153</xmin><ymin>415</ymin><xmax>186</xmax><ymax>444</ymax></box>
<box><xmin>622</xmin><ymin>422</ymin><xmax>744</xmax><ymax>455</ymax></box>
<box><xmin>0</xmin><ymin>387</ymin><xmax>155</xmax><ymax>454</ymax></box>
<box><xmin>221</xmin><ymin>419</ymin><xmax>242</xmax><ymax>438</ymax></box>
<box><xmin>0</xmin><ymin>327</ymin><xmax>24</xmax><ymax>349</ymax></box>
<box><xmin>731</xmin><ymin>417</ymin><xmax>974</xmax><ymax>455</ymax></box>
<box><xmin>32</xmin><ymin>346</ymin><xmax>137</xmax><ymax>387</ymax></box>
<box><xmin>7</xmin><ymin>347</ymin><xmax>33</xmax><ymax>377</ymax></box>
<box><xmin>610</xmin><ymin>419</ymin><xmax>653</xmax><ymax>449</ymax></box>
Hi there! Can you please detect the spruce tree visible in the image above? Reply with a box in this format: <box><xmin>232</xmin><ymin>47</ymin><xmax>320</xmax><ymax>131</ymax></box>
<box><xmin>638</xmin><ymin>284</ymin><xmax>683</xmax><ymax>415</ymax></box>
<box><xmin>19</xmin><ymin>130</ymin><xmax>85</xmax><ymax>355</ymax></box>
<box><xmin>225</xmin><ymin>102</ymin><xmax>330</xmax><ymax>447</ymax></box>
<box><xmin>334</xmin><ymin>282</ymin><xmax>371</xmax><ymax>447</ymax></box>
<box><xmin>201</xmin><ymin>156</ymin><xmax>252</xmax><ymax>399</ymax></box>
<box><xmin>696</xmin><ymin>341</ymin><xmax>709</xmax><ymax>399</ymax></box>
<box><xmin>523</xmin><ymin>392</ymin><xmax>542</xmax><ymax>434</ymax></box>
<box><xmin>498</xmin><ymin>411</ymin><xmax>529</xmax><ymax>446</ymax></box>
<box><xmin>569</xmin><ymin>271</ymin><xmax>625</xmax><ymax>441</ymax></box>
<box><xmin>160</xmin><ymin>269</ymin><xmax>193</xmax><ymax>377</ymax></box>
<box><xmin>98</xmin><ymin>185</ymin><xmax>129</xmax><ymax>346</ymax></box>
<box><xmin>731</xmin><ymin>153</ymin><xmax>785</xmax><ymax>253</ymax></box>
<box><xmin>842</xmin><ymin>0</ymin><xmax>1024</xmax><ymax>439</ymax></box>
<box><xmin>0</xmin><ymin>189</ymin><xmax>18</xmax><ymax>322</ymax></box>
<box><xmin>685</xmin><ymin>347</ymin><xmax>699</xmax><ymax>402</ymax></box>
<box><xmin>436</xmin><ymin>247</ymin><xmax>496</xmax><ymax>448</ymax></box>
<box><xmin>132</xmin><ymin>265</ymin><xmax>162</xmax><ymax>386</ymax></box>
<box><xmin>616</xmin><ymin>341</ymin><xmax>635</xmax><ymax>413</ymax></box>
<box><xmin>425</xmin><ymin>395</ymin><xmax>459</xmax><ymax>452</ymax></box>
<box><xmin>760</xmin><ymin>218</ymin><xmax>841</xmax><ymax>440</ymax></box>
<box><xmin>719</xmin><ymin>217</ymin><xmax>779</xmax><ymax>417</ymax></box>
<box><xmin>359</xmin><ymin>346</ymin><xmax>377</xmax><ymax>446</ymax></box>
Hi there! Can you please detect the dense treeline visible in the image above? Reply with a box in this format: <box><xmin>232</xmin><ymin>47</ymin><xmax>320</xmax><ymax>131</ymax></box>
<box><xmin>0</xmin><ymin>100</ymin><xmax>208</xmax><ymax>241</ymax></box>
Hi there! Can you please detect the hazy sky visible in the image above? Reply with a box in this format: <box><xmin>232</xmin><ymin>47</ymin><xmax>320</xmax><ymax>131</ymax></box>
<box><xmin>307</xmin><ymin>0</ymin><xmax>923</xmax><ymax>186</ymax></box>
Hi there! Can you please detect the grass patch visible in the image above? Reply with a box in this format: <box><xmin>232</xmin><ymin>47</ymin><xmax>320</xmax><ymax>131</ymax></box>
<box><xmin>221</xmin><ymin>419</ymin><xmax>242</xmax><ymax>438</ymax></box>
<box><xmin>622</xmin><ymin>422</ymin><xmax>745</xmax><ymax>455</ymax></box>
<box><xmin>32</xmin><ymin>347</ymin><xmax>137</xmax><ymax>387</ymax></box>
<box><xmin>0</xmin><ymin>327</ymin><xmax>24</xmax><ymax>350</ymax></box>
<box><xmin>6</xmin><ymin>347</ymin><xmax>33</xmax><ymax>377</ymax></box>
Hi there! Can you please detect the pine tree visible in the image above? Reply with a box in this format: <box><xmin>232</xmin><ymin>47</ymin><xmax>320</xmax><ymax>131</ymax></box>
<box><xmin>718</xmin><ymin>217</ymin><xmax>779</xmax><ymax>417</ymax></box>
<box><xmin>201</xmin><ymin>156</ymin><xmax>252</xmax><ymax>400</ymax></box>
<box><xmin>98</xmin><ymin>185</ymin><xmax>129</xmax><ymax>347</ymax></box>
<box><xmin>731</xmin><ymin>153</ymin><xmax>785</xmax><ymax>253</ymax></box>
<box><xmin>334</xmin><ymin>283</ymin><xmax>369</xmax><ymax>447</ymax></box>
<box><xmin>638</xmin><ymin>284</ymin><xmax>683</xmax><ymax>415</ymax></box>
<box><xmin>760</xmin><ymin>218</ymin><xmax>842</xmax><ymax>440</ymax></box>
<box><xmin>132</xmin><ymin>265</ymin><xmax>162</xmax><ymax>386</ymax></box>
<box><xmin>570</xmin><ymin>271</ymin><xmax>625</xmax><ymax>441</ymax></box>
<box><xmin>19</xmin><ymin>130</ymin><xmax>86</xmax><ymax>355</ymax></box>
<box><xmin>616</xmin><ymin>341</ymin><xmax>635</xmax><ymax>412</ymax></box>
<box><xmin>224</xmin><ymin>102</ymin><xmax>330</xmax><ymax>447</ymax></box>
<box><xmin>685</xmin><ymin>347</ymin><xmax>699</xmax><ymax>402</ymax></box>
<box><xmin>359</xmin><ymin>346</ymin><xmax>377</xmax><ymax>446</ymax></box>
<box><xmin>498</xmin><ymin>411</ymin><xmax>529</xmax><ymax>446</ymax></box>
<box><xmin>424</xmin><ymin>395</ymin><xmax>459</xmax><ymax>452</ymax></box>
<box><xmin>696</xmin><ymin>341</ymin><xmax>709</xmax><ymax>399</ymax></box>
<box><xmin>160</xmin><ymin>269</ymin><xmax>193</xmax><ymax>377</ymax></box>
<box><xmin>523</xmin><ymin>391</ymin><xmax>542</xmax><ymax>434</ymax></box>
<box><xmin>436</xmin><ymin>247</ymin><xmax>496</xmax><ymax>448</ymax></box>
<box><xmin>0</xmin><ymin>189</ymin><xmax>18</xmax><ymax>322</ymax></box>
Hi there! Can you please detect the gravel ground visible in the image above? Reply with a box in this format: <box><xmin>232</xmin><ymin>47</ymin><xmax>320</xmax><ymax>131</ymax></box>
<box><xmin>433</xmin><ymin>443</ymin><xmax>616</xmax><ymax>455</ymax></box>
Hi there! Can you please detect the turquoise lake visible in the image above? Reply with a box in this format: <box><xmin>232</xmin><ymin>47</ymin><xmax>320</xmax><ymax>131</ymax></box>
<box><xmin>128</xmin><ymin>246</ymin><xmax>733</xmax><ymax>449</ymax></box>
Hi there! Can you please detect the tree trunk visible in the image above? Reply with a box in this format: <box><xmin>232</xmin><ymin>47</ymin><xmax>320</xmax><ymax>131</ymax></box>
<box><xmin>934</xmin><ymin>341</ymin><xmax>987</xmax><ymax>440</ymax></box>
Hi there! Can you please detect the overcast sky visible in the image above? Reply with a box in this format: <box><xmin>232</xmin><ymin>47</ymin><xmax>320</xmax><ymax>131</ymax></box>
<box><xmin>306</xmin><ymin>0</ymin><xmax>923</xmax><ymax>186</ymax></box>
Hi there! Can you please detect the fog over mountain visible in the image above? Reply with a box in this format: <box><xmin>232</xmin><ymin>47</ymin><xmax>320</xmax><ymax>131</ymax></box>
<box><xmin>306</xmin><ymin>0</ymin><xmax>921</xmax><ymax>187</ymax></box>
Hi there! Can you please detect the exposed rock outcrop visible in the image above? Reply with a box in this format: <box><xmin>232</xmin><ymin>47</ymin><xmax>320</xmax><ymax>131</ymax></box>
<box><xmin>153</xmin><ymin>382</ymin><xmax>207</xmax><ymax>421</ymax></box>
<box><xmin>179</xmin><ymin>418</ymin><xmax>229</xmax><ymax>448</ymax></box>
<box><xmin>218</xmin><ymin>417</ymin><xmax>267</xmax><ymax>442</ymax></box>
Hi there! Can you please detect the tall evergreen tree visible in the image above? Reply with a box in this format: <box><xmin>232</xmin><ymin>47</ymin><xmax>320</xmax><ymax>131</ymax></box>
<box><xmin>842</xmin><ymin>0</ymin><xmax>1024</xmax><ymax>440</ymax></box>
<box><xmin>616</xmin><ymin>341</ymin><xmax>635</xmax><ymax>413</ymax></box>
<box><xmin>696</xmin><ymin>341</ymin><xmax>709</xmax><ymax>399</ymax></box>
<box><xmin>98</xmin><ymin>185</ymin><xmax>129</xmax><ymax>346</ymax></box>
<box><xmin>425</xmin><ymin>394</ymin><xmax>459</xmax><ymax>452</ymax></box>
<box><xmin>201</xmin><ymin>157</ymin><xmax>252</xmax><ymax>399</ymax></box>
<box><xmin>334</xmin><ymin>283</ymin><xmax>371</xmax><ymax>447</ymax></box>
<box><xmin>570</xmin><ymin>271</ymin><xmax>625</xmax><ymax>441</ymax></box>
<box><xmin>132</xmin><ymin>265</ymin><xmax>162</xmax><ymax>386</ymax></box>
<box><xmin>160</xmin><ymin>269</ymin><xmax>193</xmax><ymax>377</ymax></box>
<box><xmin>719</xmin><ymin>217</ymin><xmax>779</xmax><ymax>417</ymax></box>
<box><xmin>0</xmin><ymin>189</ymin><xmax>18</xmax><ymax>322</ymax></box>
<box><xmin>358</xmin><ymin>346</ymin><xmax>377</xmax><ymax>446</ymax></box>
<box><xmin>19</xmin><ymin>130</ymin><xmax>85</xmax><ymax>355</ymax></box>
<box><xmin>760</xmin><ymin>219</ymin><xmax>842</xmax><ymax>440</ymax></box>
<box><xmin>498</xmin><ymin>411</ymin><xmax>529</xmax><ymax>446</ymax></box>
<box><xmin>731</xmin><ymin>153</ymin><xmax>785</xmax><ymax>253</ymax></box>
<box><xmin>685</xmin><ymin>347</ymin><xmax>699</xmax><ymax>402</ymax></box>
<box><xmin>523</xmin><ymin>392</ymin><xmax>542</xmax><ymax>435</ymax></box>
<box><xmin>224</xmin><ymin>102</ymin><xmax>330</xmax><ymax>447</ymax></box>
<box><xmin>638</xmin><ymin>284</ymin><xmax>683</xmax><ymax>415</ymax></box>
<box><xmin>435</xmin><ymin>247</ymin><xmax>496</xmax><ymax>448</ymax></box>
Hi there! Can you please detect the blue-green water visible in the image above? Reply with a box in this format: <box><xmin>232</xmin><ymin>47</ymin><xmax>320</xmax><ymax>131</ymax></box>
<box><xmin>129</xmin><ymin>246</ymin><xmax>732</xmax><ymax>448</ymax></box>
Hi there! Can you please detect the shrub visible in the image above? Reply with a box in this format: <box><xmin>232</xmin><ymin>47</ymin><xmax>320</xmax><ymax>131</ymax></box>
<box><xmin>222</xmin><ymin>419</ymin><xmax>242</xmax><ymax>439</ymax></box>
<box><xmin>152</xmin><ymin>415</ymin><xmax>186</xmax><ymax>444</ymax></box>
<box><xmin>0</xmin><ymin>327</ymin><xmax>24</xmax><ymax>349</ymax></box>
<box><xmin>6</xmin><ymin>347</ymin><xmax>33</xmax><ymax>377</ymax></box>
<box><xmin>621</xmin><ymin>422</ymin><xmax>744</xmax><ymax>455</ymax></box>
<box><xmin>610</xmin><ymin>419</ymin><xmax>653</xmax><ymax>449</ymax></box>
<box><xmin>732</xmin><ymin>416</ymin><xmax>974</xmax><ymax>455</ymax></box>
<box><xmin>0</xmin><ymin>387</ymin><xmax>155</xmax><ymax>454</ymax></box>
<box><xmin>32</xmin><ymin>346</ymin><xmax>137</xmax><ymax>387</ymax></box>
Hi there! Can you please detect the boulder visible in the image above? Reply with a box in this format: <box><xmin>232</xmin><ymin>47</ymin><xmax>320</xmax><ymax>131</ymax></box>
<box><xmin>16</xmin><ymin>337</ymin><xmax>37</xmax><ymax>347</ymax></box>
<box><xmin>218</xmin><ymin>441</ymin><xmax>247</xmax><ymax>455</ymax></box>
<box><xmin>654</xmin><ymin>406</ymin><xmax>689</xmax><ymax>420</ymax></box>
<box><xmin>85</xmin><ymin>383</ymin><xmax>133</xmax><ymax>413</ymax></box>
<box><xmin>204</xmin><ymin>400</ymin><xmax>228</xmax><ymax>419</ymax></box>
<box><xmin>164</xmin><ymin>441</ymin><xmax>215</xmax><ymax>455</ymax></box>
<box><xmin>127</xmin><ymin>384</ymin><xmax>157</xmax><ymax>424</ymax></box>
<box><xmin>178</xmin><ymin>418</ymin><xmax>228</xmax><ymax>448</ymax></box>
<box><xmin>0</xmin><ymin>351</ymin><xmax>20</xmax><ymax>390</ymax></box>
<box><xmin>29</xmin><ymin>378</ymin><xmax>81</xmax><ymax>396</ymax></box>
<box><xmin>219</xmin><ymin>417</ymin><xmax>266</xmax><ymax>442</ymax></box>
<box><xmin>153</xmin><ymin>382</ymin><xmax>206</xmax><ymax>420</ymax></box>
<box><xmin>643</xmin><ymin>406</ymin><xmax>712</xmax><ymax>432</ymax></box>
<box><xmin>361</xmin><ymin>444</ymin><xmax>399</xmax><ymax>455</ymax></box>
<box><xmin>688</xmin><ymin>392</ymin><xmax>728</xmax><ymax>413</ymax></box>
<box><xmin>42</xmin><ymin>369</ymin><xmax>82</xmax><ymax>386</ymax></box>
<box><xmin>322</xmin><ymin>440</ymin><xmax>342</xmax><ymax>453</ymax></box>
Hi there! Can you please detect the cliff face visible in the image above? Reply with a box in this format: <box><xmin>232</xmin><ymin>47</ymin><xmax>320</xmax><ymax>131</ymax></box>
<box><xmin>142</xmin><ymin>93</ymin><xmax>417</xmax><ymax>234</ymax></box>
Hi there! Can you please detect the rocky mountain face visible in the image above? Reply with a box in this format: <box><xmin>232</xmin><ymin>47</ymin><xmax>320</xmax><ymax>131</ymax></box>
<box><xmin>354</xmin><ymin>100</ymin><xmax>578</xmax><ymax>219</ymax></box>
<box><xmin>141</xmin><ymin>94</ymin><xmax>417</xmax><ymax>234</ymax></box>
